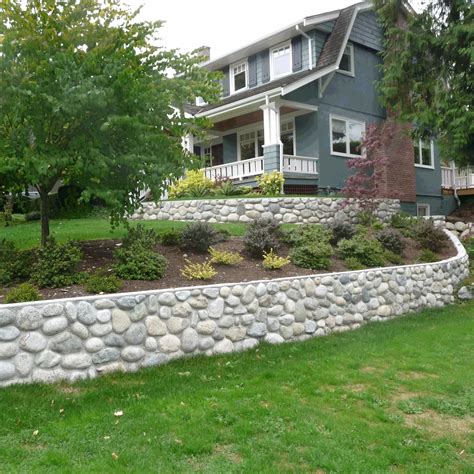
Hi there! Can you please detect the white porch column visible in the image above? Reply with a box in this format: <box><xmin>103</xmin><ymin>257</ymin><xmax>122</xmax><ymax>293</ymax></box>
<box><xmin>260</xmin><ymin>102</ymin><xmax>281</xmax><ymax>146</ymax></box>
<box><xmin>182</xmin><ymin>133</ymin><xmax>194</xmax><ymax>153</ymax></box>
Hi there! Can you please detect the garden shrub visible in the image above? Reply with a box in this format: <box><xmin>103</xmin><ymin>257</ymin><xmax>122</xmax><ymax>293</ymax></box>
<box><xmin>4</xmin><ymin>283</ymin><xmax>41</xmax><ymax>304</ymax></box>
<box><xmin>0</xmin><ymin>239</ymin><xmax>34</xmax><ymax>285</ymax></box>
<box><xmin>328</xmin><ymin>219</ymin><xmax>356</xmax><ymax>245</ymax></box>
<box><xmin>114</xmin><ymin>245</ymin><xmax>167</xmax><ymax>280</ymax></box>
<box><xmin>337</xmin><ymin>235</ymin><xmax>386</xmax><ymax>267</ymax></box>
<box><xmin>167</xmin><ymin>170</ymin><xmax>214</xmax><ymax>199</ymax></box>
<box><xmin>344</xmin><ymin>257</ymin><xmax>366</xmax><ymax>270</ymax></box>
<box><xmin>262</xmin><ymin>249</ymin><xmax>290</xmax><ymax>270</ymax></box>
<box><xmin>215</xmin><ymin>179</ymin><xmax>251</xmax><ymax>196</ymax></box>
<box><xmin>209</xmin><ymin>247</ymin><xmax>243</xmax><ymax>265</ymax></box>
<box><xmin>122</xmin><ymin>224</ymin><xmax>159</xmax><ymax>250</ymax></box>
<box><xmin>25</xmin><ymin>211</ymin><xmax>41</xmax><ymax>221</ymax></box>
<box><xmin>283</xmin><ymin>224</ymin><xmax>332</xmax><ymax>248</ymax></box>
<box><xmin>243</xmin><ymin>218</ymin><xmax>281</xmax><ymax>258</ymax></box>
<box><xmin>85</xmin><ymin>272</ymin><xmax>122</xmax><ymax>294</ymax></box>
<box><xmin>180</xmin><ymin>259</ymin><xmax>217</xmax><ymax>280</ymax></box>
<box><xmin>290</xmin><ymin>241</ymin><xmax>333</xmax><ymax>270</ymax></box>
<box><xmin>31</xmin><ymin>238</ymin><xmax>82</xmax><ymax>288</ymax></box>
<box><xmin>256</xmin><ymin>171</ymin><xmax>284</xmax><ymax>195</ymax></box>
<box><xmin>412</xmin><ymin>219</ymin><xmax>448</xmax><ymax>252</ymax></box>
<box><xmin>376</xmin><ymin>227</ymin><xmax>405</xmax><ymax>254</ymax></box>
<box><xmin>390</xmin><ymin>212</ymin><xmax>416</xmax><ymax>231</ymax></box>
<box><xmin>417</xmin><ymin>248</ymin><xmax>438</xmax><ymax>263</ymax></box>
<box><xmin>180</xmin><ymin>222</ymin><xmax>226</xmax><ymax>253</ymax></box>
<box><xmin>384</xmin><ymin>250</ymin><xmax>404</xmax><ymax>265</ymax></box>
<box><xmin>160</xmin><ymin>228</ymin><xmax>182</xmax><ymax>246</ymax></box>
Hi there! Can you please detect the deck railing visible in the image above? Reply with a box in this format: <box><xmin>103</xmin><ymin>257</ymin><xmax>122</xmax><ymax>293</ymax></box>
<box><xmin>203</xmin><ymin>156</ymin><xmax>264</xmax><ymax>181</ymax></box>
<box><xmin>441</xmin><ymin>165</ymin><xmax>474</xmax><ymax>190</ymax></box>
<box><xmin>282</xmin><ymin>155</ymin><xmax>318</xmax><ymax>175</ymax></box>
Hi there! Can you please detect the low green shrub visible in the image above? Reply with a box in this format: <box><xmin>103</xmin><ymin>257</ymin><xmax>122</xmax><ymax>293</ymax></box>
<box><xmin>180</xmin><ymin>259</ymin><xmax>217</xmax><ymax>280</ymax></box>
<box><xmin>167</xmin><ymin>170</ymin><xmax>214</xmax><ymax>199</ymax></box>
<box><xmin>243</xmin><ymin>218</ymin><xmax>281</xmax><ymax>258</ymax></box>
<box><xmin>344</xmin><ymin>257</ymin><xmax>366</xmax><ymax>270</ymax></box>
<box><xmin>328</xmin><ymin>220</ymin><xmax>356</xmax><ymax>245</ymax></box>
<box><xmin>25</xmin><ymin>211</ymin><xmax>41</xmax><ymax>221</ymax></box>
<box><xmin>160</xmin><ymin>228</ymin><xmax>182</xmax><ymax>246</ymax></box>
<box><xmin>84</xmin><ymin>272</ymin><xmax>122</xmax><ymax>294</ymax></box>
<box><xmin>283</xmin><ymin>224</ymin><xmax>332</xmax><ymax>248</ymax></box>
<box><xmin>215</xmin><ymin>180</ymin><xmax>252</xmax><ymax>196</ymax></box>
<box><xmin>376</xmin><ymin>228</ymin><xmax>405</xmax><ymax>254</ymax></box>
<box><xmin>122</xmin><ymin>224</ymin><xmax>159</xmax><ymax>250</ymax></box>
<box><xmin>114</xmin><ymin>245</ymin><xmax>167</xmax><ymax>280</ymax></box>
<box><xmin>256</xmin><ymin>171</ymin><xmax>284</xmax><ymax>195</ymax></box>
<box><xmin>4</xmin><ymin>283</ymin><xmax>41</xmax><ymax>304</ymax></box>
<box><xmin>0</xmin><ymin>239</ymin><xmax>34</xmax><ymax>285</ymax></box>
<box><xmin>413</xmin><ymin>219</ymin><xmax>448</xmax><ymax>252</ymax></box>
<box><xmin>417</xmin><ymin>248</ymin><xmax>438</xmax><ymax>263</ymax></box>
<box><xmin>338</xmin><ymin>235</ymin><xmax>386</xmax><ymax>267</ymax></box>
<box><xmin>262</xmin><ymin>249</ymin><xmax>290</xmax><ymax>270</ymax></box>
<box><xmin>209</xmin><ymin>247</ymin><xmax>243</xmax><ymax>265</ymax></box>
<box><xmin>31</xmin><ymin>238</ymin><xmax>82</xmax><ymax>288</ymax></box>
<box><xmin>390</xmin><ymin>212</ymin><xmax>416</xmax><ymax>231</ymax></box>
<box><xmin>384</xmin><ymin>250</ymin><xmax>404</xmax><ymax>265</ymax></box>
<box><xmin>180</xmin><ymin>222</ymin><xmax>227</xmax><ymax>253</ymax></box>
<box><xmin>290</xmin><ymin>241</ymin><xmax>333</xmax><ymax>270</ymax></box>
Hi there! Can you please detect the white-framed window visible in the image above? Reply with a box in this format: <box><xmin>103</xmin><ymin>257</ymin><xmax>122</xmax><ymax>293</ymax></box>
<box><xmin>338</xmin><ymin>44</ymin><xmax>354</xmax><ymax>76</ymax></box>
<box><xmin>202</xmin><ymin>146</ymin><xmax>212</xmax><ymax>166</ymax></box>
<box><xmin>417</xmin><ymin>203</ymin><xmax>430</xmax><ymax>217</ymax></box>
<box><xmin>414</xmin><ymin>138</ymin><xmax>434</xmax><ymax>169</ymax></box>
<box><xmin>238</xmin><ymin>121</ymin><xmax>295</xmax><ymax>160</ymax></box>
<box><xmin>330</xmin><ymin>115</ymin><xmax>365</xmax><ymax>157</ymax></box>
<box><xmin>270</xmin><ymin>41</ymin><xmax>292</xmax><ymax>79</ymax></box>
<box><xmin>230</xmin><ymin>60</ymin><xmax>248</xmax><ymax>94</ymax></box>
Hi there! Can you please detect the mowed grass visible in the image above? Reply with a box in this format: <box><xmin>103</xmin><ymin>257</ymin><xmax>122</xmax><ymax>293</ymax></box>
<box><xmin>0</xmin><ymin>303</ymin><xmax>472</xmax><ymax>472</ymax></box>
<box><xmin>0</xmin><ymin>217</ymin><xmax>248</xmax><ymax>249</ymax></box>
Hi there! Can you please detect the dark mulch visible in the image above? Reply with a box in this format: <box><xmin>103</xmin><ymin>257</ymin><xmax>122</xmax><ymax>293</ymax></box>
<box><xmin>0</xmin><ymin>236</ymin><xmax>457</xmax><ymax>303</ymax></box>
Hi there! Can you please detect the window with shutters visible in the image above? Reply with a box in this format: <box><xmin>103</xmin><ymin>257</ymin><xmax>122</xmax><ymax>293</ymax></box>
<box><xmin>230</xmin><ymin>60</ymin><xmax>248</xmax><ymax>94</ymax></box>
<box><xmin>270</xmin><ymin>41</ymin><xmax>292</xmax><ymax>79</ymax></box>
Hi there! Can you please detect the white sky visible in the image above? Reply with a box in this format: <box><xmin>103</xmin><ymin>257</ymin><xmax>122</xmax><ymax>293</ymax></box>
<box><xmin>127</xmin><ymin>1</ymin><xmax>377</xmax><ymax>60</ymax></box>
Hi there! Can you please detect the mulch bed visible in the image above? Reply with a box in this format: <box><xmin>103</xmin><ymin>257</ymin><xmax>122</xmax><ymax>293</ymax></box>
<box><xmin>0</xmin><ymin>236</ymin><xmax>457</xmax><ymax>303</ymax></box>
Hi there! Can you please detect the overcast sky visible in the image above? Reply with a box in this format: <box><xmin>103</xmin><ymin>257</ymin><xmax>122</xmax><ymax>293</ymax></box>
<box><xmin>127</xmin><ymin>1</ymin><xmax>379</xmax><ymax>60</ymax></box>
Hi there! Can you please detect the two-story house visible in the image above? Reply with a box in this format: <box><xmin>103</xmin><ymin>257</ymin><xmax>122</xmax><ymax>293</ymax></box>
<box><xmin>184</xmin><ymin>1</ymin><xmax>471</xmax><ymax>217</ymax></box>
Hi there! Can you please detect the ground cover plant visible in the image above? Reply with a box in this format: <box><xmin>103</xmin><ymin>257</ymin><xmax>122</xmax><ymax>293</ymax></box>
<box><xmin>0</xmin><ymin>215</ymin><xmax>458</xmax><ymax>303</ymax></box>
<box><xmin>0</xmin><ymin>302</ymin><xmax>471</xmax><ymax>471</ymax></box>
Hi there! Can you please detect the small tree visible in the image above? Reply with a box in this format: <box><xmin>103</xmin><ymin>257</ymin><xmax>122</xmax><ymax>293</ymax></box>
<box><xmin>342</xmin><ymin>121</ymin><xmax>394</xmax><ymax>218</ymax></box>
<box><xmin>0</xmin><ymin>0</ymin><xmax>221</xmax><ymax>245</ymax></box>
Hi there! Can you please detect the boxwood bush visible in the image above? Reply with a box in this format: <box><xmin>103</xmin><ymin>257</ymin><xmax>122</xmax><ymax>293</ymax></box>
<box><xmin>338</xmin><ymin>235</ymin><xmax>386</xmax><ymax>267</ymax></box>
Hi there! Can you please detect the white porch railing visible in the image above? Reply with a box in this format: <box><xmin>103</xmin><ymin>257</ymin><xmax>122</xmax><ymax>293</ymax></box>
<box><xmin>203</xmin><ymin>156</ymin><xmax>264</xmax><ymax>181</ymax></box>
<box><xmin>441</xmin><ymin>165</ymin><xmax>474</xmax><ymax>190</ymax></box>
<box><xmin>282</xmin><ymin>155</ymin><xmax>318</xmax><ymax>175</ymax></box>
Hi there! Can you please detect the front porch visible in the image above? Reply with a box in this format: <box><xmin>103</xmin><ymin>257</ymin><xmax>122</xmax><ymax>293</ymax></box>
<box><xmin>189</xmin><ymin>96</ymin><xmax>319</xmax><ymax>187</ymax></box>
<box><xmin>441</xmin><ymin>164</ymin><xmax>474</xmax><ymax>196</ymax></box>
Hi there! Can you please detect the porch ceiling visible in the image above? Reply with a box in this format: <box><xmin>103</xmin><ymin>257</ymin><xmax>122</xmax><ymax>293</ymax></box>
<box><xmin>212</xmin><ymin>106</ymin><xmax>298</xmax><ymax>133</ymax></box>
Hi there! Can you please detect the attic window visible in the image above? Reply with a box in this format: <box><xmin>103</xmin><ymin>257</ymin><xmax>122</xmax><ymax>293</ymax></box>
<box><xmin>230</xmin><ymin>61</ymin><xmax>248</xmax><ymax>94</ymax></box>
<box><xmin>270</xmin><ymin>42</ymin><xmax>292</xmax><ymax>78</ymax></box>
<box><xmin>339</xmin><ymin>44</ymin><xmax>354</xmax><ymax>76</ymax></box>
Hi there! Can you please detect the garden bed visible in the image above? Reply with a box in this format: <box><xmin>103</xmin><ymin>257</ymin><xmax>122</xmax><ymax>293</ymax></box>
<box><xmin>0</xmin><ymin>233</ymin><xmax>457</xmax><ymax>303</ymax></box>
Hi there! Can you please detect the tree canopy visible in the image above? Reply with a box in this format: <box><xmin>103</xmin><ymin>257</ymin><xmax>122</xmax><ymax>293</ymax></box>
<box><xmin>374</xmin><ymin>0</ymin><xmax>473</xmax><ymax>165</ymax></box>
<box><xmin>0</xmin><ymin>0</ymin><xmax>221</xmax><ymax>244</ymax></box>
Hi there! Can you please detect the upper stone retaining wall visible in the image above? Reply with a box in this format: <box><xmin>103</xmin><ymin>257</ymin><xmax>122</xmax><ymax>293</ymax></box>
<box><xmin>132</xmin><ymin>197</ymin><xmax>400</xmax><ymax>224</ymax></box>
<box><xmin>0</xmin><ymin>231</ymin><xmax>468</xmax><ymax>388</ymax></box>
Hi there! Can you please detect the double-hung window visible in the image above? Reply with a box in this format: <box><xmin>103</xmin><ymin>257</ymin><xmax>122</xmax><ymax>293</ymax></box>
<box><xmin>339</xmin><ymin>44</ymin><xmax>354</xmax><ymax>75</ymax></box>
<box><xmin>280</xmin><ymin>121</ymin><xmax>295</xmax><ymax>155</ymax></box>
<box><xmin>230</xmin><ymin>61</ymin><xmax>248</xmax><ymax>94</ymax></box>
<box><xmin>414</xmin><ymin>138</ymin><xmax>434</xmax><ymax>168</ymax></box>
<box><xmin>239</xmin><ymin>131</ymin><xmax>264</xmax><ymax>160</ymax></box>
<box><xmin>270</xmin><ymin>42</ymin><xmax>292</xmax><ymax>79</ymax></box>
<box><xmin>330</xmin><ymin>116</ymin><xmax>365</xmax><ymax>157</ymax></box>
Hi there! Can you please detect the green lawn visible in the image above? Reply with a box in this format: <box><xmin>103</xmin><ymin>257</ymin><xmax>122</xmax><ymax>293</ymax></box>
<box><xmin>0</xmin><ymin>303</ymin><xmax>472</xmax><ymax>472</ymax></box>
<box><xmin>0</xmin><ymin>218</ymin><xmax>248</xmax><ymax>249</ymax></box>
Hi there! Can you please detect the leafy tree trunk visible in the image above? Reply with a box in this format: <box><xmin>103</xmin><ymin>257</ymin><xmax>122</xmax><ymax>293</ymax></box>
<box><xmin>39</xmin><ymin>189</ymin><xmax>50</xmax><ymax>246</ymax></box>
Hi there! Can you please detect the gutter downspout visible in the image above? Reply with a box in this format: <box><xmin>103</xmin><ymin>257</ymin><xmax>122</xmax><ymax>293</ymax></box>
<box><xmin>296</xmin><ymin>25</ymin><xmax>313</xmax><ymax>69</ymax></box>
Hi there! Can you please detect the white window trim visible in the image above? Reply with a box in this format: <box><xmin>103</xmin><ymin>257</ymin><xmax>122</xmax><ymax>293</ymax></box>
<box><xmin>417</xmin><ymin>203</ymin><xmax>431</xmax><ymax>217</ymax></box>
<box><xmin>237</xmin><ymin>119</ymin><xmax>295</xmax><ymax>161</ymax></box>
<box><xmin>229</xmin><ymin>59</ymin><xmax>248</xmax><ymax>95</ymax></box>
<box><xmin>270</xmin><ymin>40</ymin><xmax>293</xmax><ymax>80</ymax></box>
<box><xmin>337</xmin><ymin>43</ymin><xmax>355</xmax><ymax>77</ymax></box>
<box><xmin>329</xmin><ymin>114</ymin><xmax>365</xmax><ymax>158</ymax></box>
<box><xmin>414</xmin><ymin>139</ymin><xmax>435</xmax><ymax>169</ymax></box>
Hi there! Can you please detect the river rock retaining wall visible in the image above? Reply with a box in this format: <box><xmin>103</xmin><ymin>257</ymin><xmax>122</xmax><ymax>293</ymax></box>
<box><xmin>131</xmin><ymin>197</ymin><xmax>400</xmax><ymax>224</ymax></box>
<box><xmin>0</xmin><ymin>231</ymin><xmax>468</xmax><ymax>388</ymax></box>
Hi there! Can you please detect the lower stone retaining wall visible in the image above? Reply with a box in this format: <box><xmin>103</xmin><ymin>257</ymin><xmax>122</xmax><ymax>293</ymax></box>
<box><xmin>132</xmin><ymin>197</ymin><xmax>400</xmax><ymax>224</ymax></box>
<box><xmin>0</xmin><ymin>231</ymin><xmax>468</xmax><ymax>388</ymax></box>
